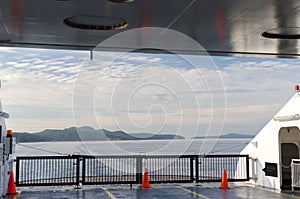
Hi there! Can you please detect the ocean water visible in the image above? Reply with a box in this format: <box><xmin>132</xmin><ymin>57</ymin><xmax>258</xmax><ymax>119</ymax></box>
<box><xmin>15</xmin><ymin>139</ymin><xmax>251</xmax><ymax>185</ymax></box>
<box><xmin>15</xmin><ymin>138</ymin><xmax>251</xmax><ymax>157</ymax></box>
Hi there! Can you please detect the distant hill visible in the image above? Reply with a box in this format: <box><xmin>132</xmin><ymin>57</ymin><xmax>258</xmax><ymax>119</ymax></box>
<box><xmin>13</xmin><ymin>127</ymin><xmax>185</xmax><ymax>143</ymax></box>
<box><xmin>193</xmin><ymin>133</ymin><xmax>254</xmax><ymax>139</ymax></box>
<box><xmin>131</xmin><ymin>133</ymin><xmax>185</xmax><ymax>140</ymax></box>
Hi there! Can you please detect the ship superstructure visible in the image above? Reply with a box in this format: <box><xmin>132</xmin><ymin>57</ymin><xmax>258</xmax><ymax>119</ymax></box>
<box><xmin>241</xmin><ymin>86</ymin><xmax>300</xmax><ymax>190</ymax></box>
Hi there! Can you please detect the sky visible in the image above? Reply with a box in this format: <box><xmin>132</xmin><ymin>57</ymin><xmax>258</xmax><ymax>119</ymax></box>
<box><xmin>0</xmin><ymin>46</ymin><xmax>299</xmax><ymax>138</ymax></box>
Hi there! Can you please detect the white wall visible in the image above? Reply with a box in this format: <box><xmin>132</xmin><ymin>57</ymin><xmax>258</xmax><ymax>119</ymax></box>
<box><xmin>240</xmin><ymin>93</ymin><xmax>300</xmax><ymax>190</ymax></box>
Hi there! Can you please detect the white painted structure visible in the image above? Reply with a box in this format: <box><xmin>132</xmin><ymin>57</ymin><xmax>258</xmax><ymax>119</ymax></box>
<box><xmin>241</xmin><ymin>88</ymin><xmax>300</xmax><ymax>190</ymax></box>
<box><xmin>0</xmin><ymin>82</ymin><xmax>14</xmax><ymax>196</ymax></box>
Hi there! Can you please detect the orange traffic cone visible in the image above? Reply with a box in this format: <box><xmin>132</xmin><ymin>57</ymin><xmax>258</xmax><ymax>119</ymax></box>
<box><xmin>219</xmin><ymin>168</ymin><xmax>230</xmax><ymax>189</ymax></box>
<box><xmin>7</xmin><ymin>171</ymin><xmax>17</xmax><ymax>195</ymax></box>
<box><xmin>141</xmin><ymin>168</ymin><xmax>151</xmax><ymax>189</ymax></box>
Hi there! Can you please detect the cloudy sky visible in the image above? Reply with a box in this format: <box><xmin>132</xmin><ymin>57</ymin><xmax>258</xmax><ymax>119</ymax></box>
<box><xmin>0</xmin><ymin>46</ymin><xmax>299</xmax><ymax>138</ymax></box>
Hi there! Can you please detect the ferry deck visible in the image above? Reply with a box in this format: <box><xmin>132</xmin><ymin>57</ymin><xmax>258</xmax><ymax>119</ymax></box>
<box><xmin>7</xmin><ymin>183</ymin><xmax>300</xmax><ymax>199</ymax></box>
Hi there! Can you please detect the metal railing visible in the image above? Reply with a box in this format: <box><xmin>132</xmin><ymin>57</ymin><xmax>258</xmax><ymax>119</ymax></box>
<box><xmin>16</xmin><ymin>156</ymin><xmax>80</xmax><ymax>186</ymax></box>
<box><xmin>15</xmin><ymin>154</ymin><xmax>249</xmax><ymax>187</ymax></box>
<box><xmin>141</xmin><ymin>155</ymin><xmax>194</xmax><ymax>183</ymax></box>
<box><xmin>82</xmin><ymin>155</ymin><xmax>138</xmax><ymax>185</ymax></box>
<box><xmin>82</xmin><ymin>155</ymin><xmax>194</xmax><ymax>185</ymax></box>
<box><xmin>196</xmin><ymin>155</ymin><xmax>249</xmax><ymax>182</ymax></box>
<box><xmin>291</xmin><ymin>159</ymin><xmax>300</xmax><ymax>191</ymax></box>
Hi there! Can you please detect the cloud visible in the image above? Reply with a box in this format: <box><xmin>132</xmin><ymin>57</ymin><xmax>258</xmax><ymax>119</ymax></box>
<box><xmin>72</xmin><ymin>54</ymin><xmax>225</xmax><ymax>137</ymax></box>
<box><xmin>0</xmin><ymin>48</ymin><xmax>87</xmax><ymax>128</ymax></box>
<box><xmin>14</xmin><ymin>63</ymin><xmax>30</xmax><ymax>68</ymax></box>
<box><xmin>0</xmin><ymin>47</ymin><xmax>18</xmax><ymax>53</ymax></box>
<box><xmin>5</xmin><ymin>62</ymin><xmax>18</xmax><ymax>66</ymax></box>
<box><xmin>1</xmin><ymin>47</ymin><xmax>300</xmax><ymax>137</ymax></box>
<box><xmin>31</xmin><ymin>64</ymin><xmax>49</xmax><ymax>70</ymax></box>
<box><xmin>215</xmin><ymin>57</ymin><xmax>300</xmax><ymax>134</ymax></box>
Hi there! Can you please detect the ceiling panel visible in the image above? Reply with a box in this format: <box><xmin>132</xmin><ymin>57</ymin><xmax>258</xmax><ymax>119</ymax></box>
<box><xmin>0</xmin><ymin>0</ymin><xmax>300</xmax><ymax>58</ymax></box>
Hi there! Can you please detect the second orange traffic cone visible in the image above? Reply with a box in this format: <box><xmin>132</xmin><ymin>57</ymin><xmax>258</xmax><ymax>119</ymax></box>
<box><xmin>219</xmin><ymin>168</ymin><xmax>229</xmax><ymax>189</ymax></box>
<box><xmin>141</xmin><ymin>168</ymin><xmax>151</xmax><ymax>189</ymax></box>
<box><xmin>7</xmin><ymin>171</ymin><xmax>18</xmax><ymax>195</ymax></box>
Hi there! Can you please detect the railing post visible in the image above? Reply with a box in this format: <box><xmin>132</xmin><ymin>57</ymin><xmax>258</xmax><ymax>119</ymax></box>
<box><xmin>77</xmin><ymin>155</ymin><xmax>82</xmax><ymax>186</ymax></box>
<box><xmin>136</xmin><ymin>156</ymin><xmax>143</xmax><ymax>184</ymax></box>
<box><xmin>190</xmin><ymin>157</ymin><xmax>194</xmax><ymax>182</ymax></box>
<box><xmin>195</xmin><ymin>155</ymin><xmax>199</xmax><ymax>183</ymax></box>
<box><xmin>15</xmin><ymin>157</ymin><xmax>19</xmax><ymax>186</ymax></box>
<box><xmin>292</xmin><ymin>160</ymin><xmax>294</xmax><ymax>192</ymax></box>
<box><xmin>189</xmin><ymin>156</ymin><xmax>194</xmax><ymax>182</ymax></box>
<box><xmin>246</xmin><ymin>155</ymin><xmax>250</xmax><ymax>181</ymax></box>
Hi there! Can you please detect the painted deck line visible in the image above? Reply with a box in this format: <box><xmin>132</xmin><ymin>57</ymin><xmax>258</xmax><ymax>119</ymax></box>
<box><xmin>176</xmin><ymin>186</ymin><xmax>210</xmax><ymax>199</ymax></box>
<box><xmin>181</xmin><ymin>184</ymin><xmax>300</xmax><ymax>199</ymax></box>
<box><xmin>103</xmin><ymin>188</ymin><xmax>117</xmax><ymax>199</ymax></box>
<box><xmin>253</xmin><ymin>186</ymin><xmax>300</xmax><ymax>199</ymax></box>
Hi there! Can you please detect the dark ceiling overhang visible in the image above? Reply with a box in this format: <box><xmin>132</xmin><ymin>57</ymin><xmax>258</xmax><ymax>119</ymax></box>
<box><xmin>1</xmin><ymin>0</ymin><xmax>300</xmax><ymax>58</ymax></box>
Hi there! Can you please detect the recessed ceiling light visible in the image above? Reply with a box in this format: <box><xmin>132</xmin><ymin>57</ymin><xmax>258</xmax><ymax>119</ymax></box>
<box><xmin>63</xmin><ymin>15</ymin><xmax>128</xmax><ymax>30</ymax></box>
<box><xmin>262</xmin><ymin>27</ymin><xmax>300</xmax><ymax>39</ymax></box>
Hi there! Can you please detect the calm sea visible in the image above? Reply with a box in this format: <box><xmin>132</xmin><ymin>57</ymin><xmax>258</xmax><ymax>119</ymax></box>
<box><xmin>15</xmin><ymin>138</ymin><xmax>251</xmax><ymax>157</ymax></box>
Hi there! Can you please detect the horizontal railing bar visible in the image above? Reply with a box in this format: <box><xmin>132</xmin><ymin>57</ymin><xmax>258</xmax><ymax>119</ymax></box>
<box><xmin>16</xmin><ymin>154</ymin><xmax>248</xmax><ymax>159</ymax></box>
<box><xmin>80</xmin><ymin>155</ymin><xmax>198</xmax><ymax>159</ymax></box>
<box><xmin>16</xmin><ymin>156</ymin><xmax>78</xmax><ymax>160</ymax></box>
<box><xmin>203</xmin><ymin>154</ymin><xmax>249</xmax><ymax>158</ymax></box>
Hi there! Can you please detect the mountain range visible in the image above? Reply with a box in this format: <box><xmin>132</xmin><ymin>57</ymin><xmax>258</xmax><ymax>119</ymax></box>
<box><xmin>12</xmin><ymin>127</ymin><xmax>254</xmax><ymax>143</ymax></box>
<box><xmin>13</xmin><ymin>126</ymin><xmax>185</xmax><ymax>143</ymax></box>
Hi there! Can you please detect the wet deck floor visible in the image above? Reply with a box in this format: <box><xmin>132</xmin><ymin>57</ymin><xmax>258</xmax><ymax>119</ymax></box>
<box><xmin>4</xmin><ymin>183</ymin><xmax>300</xmax><ymax>199</ymax></box>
